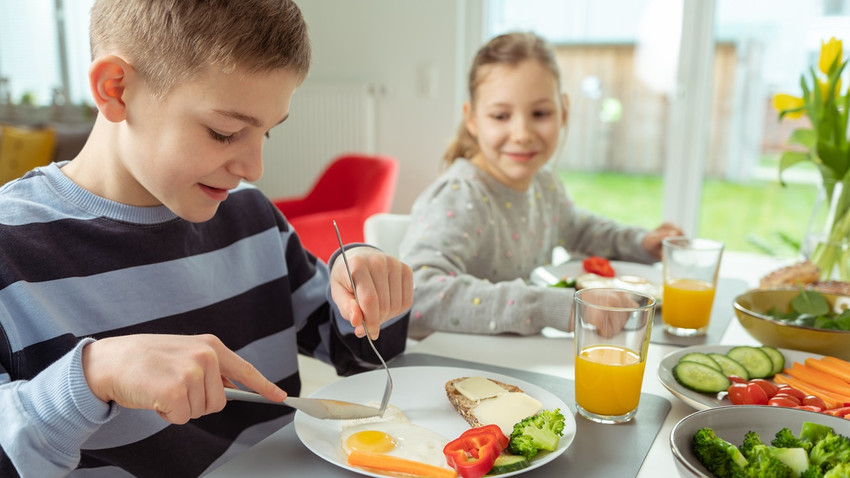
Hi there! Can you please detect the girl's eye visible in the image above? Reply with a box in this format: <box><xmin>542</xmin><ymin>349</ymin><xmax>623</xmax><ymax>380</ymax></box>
<box><xmin>490</xmin><ymin>113</ymin><xmax>509</xmax><ymax>121</ymax></box>
<box><xmin>209</xmin><ymin>129</ymin><xmax>236</xmax><ymax>144</ymax></box>
<box><xmin>534</xmin><ymin>110</ymin><xmax>553</xmax><ymax>118</ymax></box>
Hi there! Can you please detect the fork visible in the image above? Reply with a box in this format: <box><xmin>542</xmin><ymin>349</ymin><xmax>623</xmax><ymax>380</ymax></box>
<box><xmin>333</xmin><ymin>220</ymin><xmax>393</xmax><ymax>415</ymax></box>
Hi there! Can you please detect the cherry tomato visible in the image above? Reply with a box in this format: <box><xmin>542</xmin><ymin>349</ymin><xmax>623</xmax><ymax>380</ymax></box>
<box><xmin>749</xmin><ymin>379</ymin><xmax>779</xmax><ymax>399</ymax></box>
<box><xmin>772</xmin><ymin>393</ymin><xmax>802</xmax><ymax>406</ymax></box>
<box><xmin>728</xmin><ymin>382</ymin><xmax>769</xmax><ymax>405</ymax></box>
<box><xmin>802</xmin><ymin>395</ymin><xmax>827</xmax><ymax>410</ymax></box>
<box><xmin>583</xmin><ymin>256</ymin><xmax>615</xmax><ymax>277</ymax></box>
<box><xmin>727</xmin><ymin>383</ymin><xmax>749</xmax><ymax>405</ymax></box>
<box><xmin>769</xmin><ymin>396</ymin><xmax>800</xmax><ymax>407</ymax></box>
<box><xmin>728</xmin><ymin>375</ymin><xmax>747</xmax><ymax>384</ymax></box>
<box><xmin>775</xmin><ymin>386</ymin><xmax>806</xmax><ymax>401</ymax></box>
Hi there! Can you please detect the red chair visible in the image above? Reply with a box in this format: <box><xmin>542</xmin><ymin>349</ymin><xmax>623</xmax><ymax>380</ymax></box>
<box><xmin>272</xmin><ymin>154</ymin><xmax>399</xmax><ymax>262</ymax></box>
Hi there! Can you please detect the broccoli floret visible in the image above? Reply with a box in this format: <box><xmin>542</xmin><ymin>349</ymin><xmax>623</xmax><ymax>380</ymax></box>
<box><xmin>693</xmin><ymin>428</ymin><xmax>749</xmax><ymax>478</ymax></box>
<box><xmin>824</xmin><ymin>462</ymin><xmax>850</xmax><ymax>478</ymax></box>
<box><xmin>731</xmin><ymin>437</ymin><xmax>793</xmax><ymax>478</ymax></box>
<box><xmin>741</xmin><ymin>431</ymin><xmax>766</xmax><ymax>459</ymax></box>
<box><xmin>774</xmin><ymin>427</ymin><xmax>815</xmax><ymax>453</ymax></box>
<box><xmin>802</xmin><ymin>464</ymin><xmax>825</xmax><ymax>478</ymax></box>
<box><xmin>507</xmin><ymin>408</ymin><xmax>565</xmax><ymax>460</ymax></box>
<box><xmin>801</xmin><ymin>423</ymin><xmax>836</xmax><ymax>447</ymax></box>
<box><xmin>810</xmin><ymin>432</ymin><xmax>850</xmax><ymax>472</ymax></box>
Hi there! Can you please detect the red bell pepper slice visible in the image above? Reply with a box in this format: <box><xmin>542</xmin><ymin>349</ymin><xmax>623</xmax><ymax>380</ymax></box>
<box><xmin>583</xmin><ymin>256</ymin><xmax>615</xmax><ymax>277</ymax></box>
<box><xmin>443</xmin><ymin>425</ymin><xmax>508</xmax><ymax>478</ymax></box>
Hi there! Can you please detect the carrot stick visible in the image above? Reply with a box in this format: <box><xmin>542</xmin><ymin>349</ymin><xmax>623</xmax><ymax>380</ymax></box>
<box><xmin>348</xmin><ymin>451</ymin><xmax>458</xmax><ymax>478</ymax></box>
<box><xmin>774</xmin><ymin>374</ymin><xmax>845</xmax><ymax>409</ymax></box>
<box><xmin>785</xmin><ymin>363</ymin><xmax>850</xmax><ymax>396</ymax></box>
<box><xmin>823</xmin><ymin>356</ymin><xmax>850</xmax><ymax>374</ymax></box>
<box><xmin>806</xmin><ymin>358</ymin><xmax>850</xmax><ymax>385</ymax></box>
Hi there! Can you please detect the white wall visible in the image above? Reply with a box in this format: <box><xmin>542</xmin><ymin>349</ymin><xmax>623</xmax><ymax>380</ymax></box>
<box><xmin>258</xmin><ymin>0</ymin><xmax>475</xmax><ymax>213</ymax></box>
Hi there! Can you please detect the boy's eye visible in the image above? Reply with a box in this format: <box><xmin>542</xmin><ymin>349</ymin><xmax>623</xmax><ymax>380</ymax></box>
<box><xmin>208</xmin><ymin>129</ymin><xmax>236</xmax><ymax>144</ymax></box>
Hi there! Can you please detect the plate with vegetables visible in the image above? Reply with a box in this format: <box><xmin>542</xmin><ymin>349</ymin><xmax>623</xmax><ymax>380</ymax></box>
<box><xmin>658</xmin><ymin>345</ymin><xmax>828</xmax><ymax>411</ymax></box>
<box><xmin>670</xmin><ymin>405</ymin><xmax>850</xmax><ymax>478</ymax></box>
<box><xmin>530</xmin><ymin>259</ymin><xmax>663</xmax><ymax>303</ymax></box>
<box><xmin>294</xmin><ymin>366</ymin><xmax>576</xmax><ymax>478</ymax></box>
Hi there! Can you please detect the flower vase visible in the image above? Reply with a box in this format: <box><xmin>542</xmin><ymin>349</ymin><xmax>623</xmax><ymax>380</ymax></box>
<box><xmin>801</xmin><ymin>180</ymin><xmax>850</xmax><ymax>281</ymax></box>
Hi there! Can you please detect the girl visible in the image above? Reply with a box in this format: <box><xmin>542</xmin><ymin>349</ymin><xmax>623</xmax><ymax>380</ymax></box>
<box><xmin>399</xmin><ymin>32</ymin><xmax>681</xmax><ymax>339</ymax></box>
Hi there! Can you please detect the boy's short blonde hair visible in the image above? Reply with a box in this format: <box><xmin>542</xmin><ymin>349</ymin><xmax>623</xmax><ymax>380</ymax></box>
<box><xmin>90</xmin><ymin>0</ymin><xmax>311</xmax><ymax>98</ymax></box>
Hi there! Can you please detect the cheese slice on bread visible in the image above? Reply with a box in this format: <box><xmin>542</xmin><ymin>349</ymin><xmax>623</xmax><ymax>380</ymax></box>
<box><xmin>446</xmin><ymin>376</ymin><xmax>543</xmax><ymax>437</ymax></box>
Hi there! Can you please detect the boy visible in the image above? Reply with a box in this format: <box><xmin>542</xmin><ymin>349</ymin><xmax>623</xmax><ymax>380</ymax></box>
<box><xmin>0</xmin><ymin>1</ymin><xmax>412</xmax><ymax>476</ymax></box>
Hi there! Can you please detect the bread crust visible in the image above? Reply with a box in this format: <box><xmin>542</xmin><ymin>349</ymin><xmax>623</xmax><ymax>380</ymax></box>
<box><xmin>759</xmin><ymin>260</ymin><xmax>850</xmax><ymax>295</ymax></box>
<box><xmin>445</xmin><ymin>377</ymin><xmax>523</xmax><ymax>428</ymax></box>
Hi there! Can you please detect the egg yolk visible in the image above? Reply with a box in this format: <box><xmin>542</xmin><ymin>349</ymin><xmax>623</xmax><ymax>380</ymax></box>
<box><xmin>346</xmin><ymin>430</ymin><xmax>397</xmax><ymax>454</ymax></box>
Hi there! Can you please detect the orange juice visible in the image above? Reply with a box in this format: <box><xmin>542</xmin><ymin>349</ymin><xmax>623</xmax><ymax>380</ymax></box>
<box><xmin>575</xmin><ymin>344</ymin><xmax>646</xmax><ymax>416</ymax></box>
<box><xmin>663</xmin><ymin>278</ymin><xmax>716</xmax><ymax>329</ymax></box>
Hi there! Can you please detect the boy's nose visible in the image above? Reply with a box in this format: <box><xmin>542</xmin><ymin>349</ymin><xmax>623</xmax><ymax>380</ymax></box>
<box><xmin>229</xmin><ymin>143</ymin><xmax>264</xmax><ymax>182</ymax></box>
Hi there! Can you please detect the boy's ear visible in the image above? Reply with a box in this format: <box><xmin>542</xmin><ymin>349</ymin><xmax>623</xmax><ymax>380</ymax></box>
<box><xmin>462</xmin><ymin>101</ymin><xmax>477</xmax><ymax>137</ymax></box>
<box><xmin>89</xmin><ymin>55</ymin><xmax>132</xmax><ymax>122</ymax></box>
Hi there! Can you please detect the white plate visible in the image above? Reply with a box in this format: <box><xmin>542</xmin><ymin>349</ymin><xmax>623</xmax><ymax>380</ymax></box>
<box><xmin>294</xmin><ymin>366</ymin><xmax>576</xmax><ymax>478</ymax></box>
<box><xmin>531</xmin><ymin>260</ymin><xmax>663</xmax><ymax>303</ymax></box>
<box><xmin>657</xmin><ymin>345</ymin><xmax>825</xmax><ymax>410</ymax></box>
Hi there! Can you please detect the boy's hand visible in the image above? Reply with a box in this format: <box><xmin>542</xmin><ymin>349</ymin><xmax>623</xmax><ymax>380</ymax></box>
<box><xmin>330</xmin><ymin>247</ymin><xmax>413</xmax><ymax>339</ymax></box>
<box><xmin>81</xmin><ymin>334</ymin><xmax>285</xmax><ymax>424</ymax></box>
<box><xmin>641</xmin><ymin>222</ymin><xmax>684</xmax><ymax>259</ymax></box>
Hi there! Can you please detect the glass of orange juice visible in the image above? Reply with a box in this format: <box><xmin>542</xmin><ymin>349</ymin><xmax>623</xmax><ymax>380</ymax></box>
<box><xmin>661</xmin><ymin>237</ymin><xmax>724</xmax><ymax>337</ymax></box>
<box><xmin>574</xmin><ymin>288</ymin><xmax>655</xmax><ymax>424</ymax></box>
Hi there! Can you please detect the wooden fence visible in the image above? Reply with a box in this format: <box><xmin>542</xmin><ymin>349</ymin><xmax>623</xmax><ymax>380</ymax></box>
<box><xmin>552</xmin><ymin>42</ymin><xmax>776</xmax><ymax>180</ymax></box>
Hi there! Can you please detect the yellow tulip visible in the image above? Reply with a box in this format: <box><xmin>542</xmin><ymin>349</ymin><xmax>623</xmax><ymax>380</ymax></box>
<box><xmin>819</xmin><ymin>37</ymin><xmax>843</xmax><ymax>74</ymax></box>
<box><xmin>773</xmin><ymin>93</ymin><xmax>805</xmax><ymax>119</ymax></box>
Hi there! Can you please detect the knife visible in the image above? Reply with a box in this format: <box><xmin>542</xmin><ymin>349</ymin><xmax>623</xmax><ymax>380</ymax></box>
<box><xmin>224</xmin><ymin>388</ymin><xmax>382</xmax><ymax>420</ymax></box>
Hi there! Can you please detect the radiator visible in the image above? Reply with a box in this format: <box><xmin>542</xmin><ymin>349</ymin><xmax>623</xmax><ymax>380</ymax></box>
<box><xmin>255</xmin><ymin>82</ymin><xmax>377</xmax><ymax>198</ymax></box>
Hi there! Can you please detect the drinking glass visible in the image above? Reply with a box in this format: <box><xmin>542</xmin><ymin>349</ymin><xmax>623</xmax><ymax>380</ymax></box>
<box><xmin>574</xmin><ymin>288</ymin><xmax>655</xmax><ymax>424</ymax></box>
<box><xmin>661</xmin><ymin>237</ymin><xmax>724</xmax><ymax>337</ymax></box>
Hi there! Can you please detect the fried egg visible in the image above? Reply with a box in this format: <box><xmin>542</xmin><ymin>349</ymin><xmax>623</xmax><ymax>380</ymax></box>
<box><xmin>340</xmin><ymin>405</ymin><xmax>450</xmax><ymax>468</ymax></box>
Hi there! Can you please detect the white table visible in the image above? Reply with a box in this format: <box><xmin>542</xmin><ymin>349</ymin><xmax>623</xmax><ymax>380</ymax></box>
<box><xmin>209</xmin><ymin>251</ymin><xmax>786</xmax><ymax>477</ymax></box>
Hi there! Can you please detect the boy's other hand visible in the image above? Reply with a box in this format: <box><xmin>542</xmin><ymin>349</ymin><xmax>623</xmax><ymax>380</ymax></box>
<box><xmin>81</xmin><ymin>334</ymin><xmax>286</xmax><ymax>424</ymax></box>
<box><xmin>330</xmin><ymin>247</ymin><xmax>413</xmax><ymax>340</ymax></box>
<box><xmin>642</xmin><ymin>222</ymin><xmax>684</xmax><ymax>259</ymax></box>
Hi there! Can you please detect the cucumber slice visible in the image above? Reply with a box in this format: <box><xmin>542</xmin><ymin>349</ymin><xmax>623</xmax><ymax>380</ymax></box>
<box><xmin>672</xmin><ymin>361</ymin><xmax>731</xmax><ymax>393</ymax></box>
<box><xmin>726</xmin><ymin>346</ymin><xmax>774</xmax><ymax>379</ymax></box>
<box><xmin>679</xmin><ymin>352</ymin><xmax>721</xmax><ymax>370</ymax></box>
<box><xmin>708</xmin><ymin>353</ymin><xmax>750</xmax><ymax>381</ymax></box>
<box><xmin>489</xmin><ymin>454</ymin><xmax>530</xmax><ymax>475</ymax></box>
<box><xmin>759</xmin><ymin>346</ymin><xmax>785</xmax><ymax>376</ymax></box>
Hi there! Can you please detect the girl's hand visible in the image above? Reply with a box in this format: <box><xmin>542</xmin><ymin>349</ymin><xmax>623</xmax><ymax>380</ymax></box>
<box><xmin>82</xmin><ymin>334</ymin><xmax>286</xmax><ymax>424</ymax></box>
<box><xmin>330</xmin><ymin>247</ymin><xmax>413</xmax><ymax>339</ymax></box>
<box><xmin>642</xmin><ymin>222</ymin><xmax>684</xmax><ymax>259</ymax></box>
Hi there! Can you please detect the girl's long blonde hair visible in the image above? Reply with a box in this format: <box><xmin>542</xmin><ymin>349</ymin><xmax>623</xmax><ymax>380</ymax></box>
<box><xmin>443</xmin><ymin>32</ymin><xmax>562</xmax><ymax>166</ymax></box>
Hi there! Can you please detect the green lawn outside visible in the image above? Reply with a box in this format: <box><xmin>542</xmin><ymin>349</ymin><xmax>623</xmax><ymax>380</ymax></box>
<box><xmin>559</xmin><ymin>171</ymin><xmax>817</xmax><ymax>257</ymax></box>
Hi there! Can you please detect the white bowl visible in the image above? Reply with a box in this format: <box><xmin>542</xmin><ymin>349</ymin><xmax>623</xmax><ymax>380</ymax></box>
<box><xmin>670</xmin><ymin>405</ymin><xmax>850</xmax><ymax>478</ymax></box>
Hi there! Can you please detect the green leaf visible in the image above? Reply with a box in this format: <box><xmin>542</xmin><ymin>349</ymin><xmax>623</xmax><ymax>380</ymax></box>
<box><xmin>791</xmin><ymin>290</ymin><xmax>831</xmax><ymax>316</ymax></box>
<box><xmin>778</xmin><ymin>151</ymin><xmax>811</xmax><ymax>185</ymax></box>
<box><xmin>788</xmin><ymin>128</ymin><xmax>817</xmax><ymax>149</ymax></box>
<box><xmin>834</xmin><ymin>312</ymin><xmax>850</xmax><ymax>331</ymax></box>
<box><xmin>817</xmin><ymin>140</ymin><xmax>849</xmax><ymax>179</ymax></box>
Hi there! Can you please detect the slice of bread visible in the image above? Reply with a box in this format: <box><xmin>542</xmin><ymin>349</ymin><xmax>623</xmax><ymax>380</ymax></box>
<box><xmin>445</xmin><ymin>377</ymin><xmax>524</xmax><ymax>428</ymax></box>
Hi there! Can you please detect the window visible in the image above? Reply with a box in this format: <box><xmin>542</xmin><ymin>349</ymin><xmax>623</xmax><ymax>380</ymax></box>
<box><xmin>0</xmin><ymin>0</ymin><xmax>94</xmax><ymax>108</ymax></box>
<box><xmin>487</xmin><ymin>0</ymin><xmax>850</xmax><ymax>256</ymax></box>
